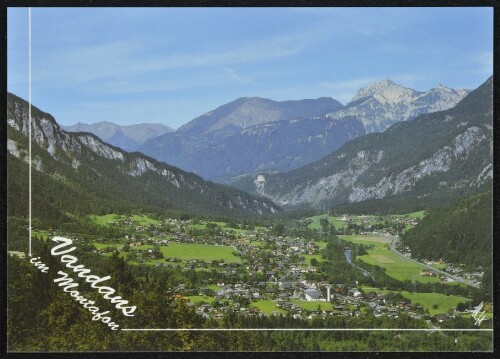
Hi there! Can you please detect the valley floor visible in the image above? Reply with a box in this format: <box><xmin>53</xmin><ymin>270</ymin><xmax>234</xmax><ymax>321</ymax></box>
<box><xmin>8</xmin><ymin>211</ymin><xmax>492</xmax><ymax>352</ymax></box>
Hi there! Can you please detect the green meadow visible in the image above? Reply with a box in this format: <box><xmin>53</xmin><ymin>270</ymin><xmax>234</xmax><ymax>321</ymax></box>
<box><xmin>406</xmin><ymin>210</ymin><xmax>426</xmax><ymax>219</ymax></box>
<box><xmin>315</xmin><ymin>241</ymin><xmax>328</xmax><ymax>249</ymax></box>
<box><xmin>252</xmin><ymin>300</ymin><xmax>287</xmax><ymax>315</ymax></box>
<box><xmin>92</xmin><ymin>242</ymin><xmax>240</xmax><ymax>264</ymax></box>
<box><xmin>89</xmin><ymin>213</ymin><xmax>159</xmax><ymax>226</ymax></box>
<box><xmin>307</xmin><ymin>215</ymin><xmax>347</xmax><ymax>231</ymax></box>
<box><xmin>187</xmin><ymin>295</ymin><xmax>213</xmax><ymax>304</ymax></box>
<box><xmin>361</xmin><ymin>286</ymin><xmax>468</xmax><ymax>315</ymax></box>
<box><xmin>341</xmin><ymin>234</ymin><xmax>439</xmax><ymax>283</ymax></box>
<box><xmin>160</xmin><ymin>243</ymin><xmax>242</xmax><ymax>263</ymax></box>
<box><xmin>304</xmin><ymin>254</ymin><xmax>323</xmax><ymax>265</ymax></box>
<box><xmin>339</xmin><ymin>234</ymin><xmax>391</xmax><ymax>248</ymax></box>
<box><xmin>358</xmin><ymin>249</ymin><xmax>439</xmax><ymax>283</ymax></box>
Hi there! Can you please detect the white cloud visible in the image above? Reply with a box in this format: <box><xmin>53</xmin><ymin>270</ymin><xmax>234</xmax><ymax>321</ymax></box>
<box><xmin>84</xmin><ymin>73</ymin><xmax>231</xmax><ymax>95</ymax></box>
<box><xmin>32</xmin><ymin>32</ymin><xmax>309</xmax><ymax>88</ymax></box>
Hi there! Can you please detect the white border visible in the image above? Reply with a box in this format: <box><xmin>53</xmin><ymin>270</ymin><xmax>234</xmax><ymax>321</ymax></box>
<box><xmin>121</xmin><ymin>328</ymin><xmax>492</xmax><ymax>332</ymax></box>
<box><xmin>28</xmin><ymin>7</ymin><xmax>32</xmax><ymax>257</ymax></box>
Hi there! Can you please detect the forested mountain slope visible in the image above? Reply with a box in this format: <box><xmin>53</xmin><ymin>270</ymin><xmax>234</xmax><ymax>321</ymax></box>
<box><xmin>7</xmin><ymin>93</ymin><xmax>281</xmax><ymax>226</ymax></box>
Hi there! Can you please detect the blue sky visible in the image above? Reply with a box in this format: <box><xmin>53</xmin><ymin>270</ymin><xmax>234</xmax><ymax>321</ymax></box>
<box><xmin>8</xmin><ymin>7</ymin><xmax>493</xmax><ymax>129</ymax></box>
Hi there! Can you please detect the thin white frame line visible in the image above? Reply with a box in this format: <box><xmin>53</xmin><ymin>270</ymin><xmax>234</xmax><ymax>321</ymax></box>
<box><xmin>28</xmin><ymin>7</ymin><xmax>32</xmax><ymax>257</ymax></box>
<box><xmin>121</xmin><ymin>328</ymin><xmax>492</xmax><ymax>332</ymax></box>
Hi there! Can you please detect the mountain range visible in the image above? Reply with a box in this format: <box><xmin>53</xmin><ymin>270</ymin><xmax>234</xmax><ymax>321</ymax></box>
<box><xmin>7</xmin><ymin>76</ymin><xmax>486</xmax><ymax>221</ymax></box>
<box><xmin>138</xmin><ymin>80</ymin><xmax>468</xmax><ymax>182</ymax></box>
<box><xmin>233</xmin><ymin>77</ymin><xmax>492</xmax><ymax>212</ymax></box>
<box><xmin>62</xmin><ymin>121</ymin><xmax>173</xmax><ymax>152</ymax></box>
<box><xmin>177</xmin><ymin>96</ymin><xmax>344</xmax><ymax>136</ymax></box>
<box><xmin>324</xmin><ymin>79</ymin><xmax>469</xmax><ymax>133</ymax></box>
<box><xmin>7</xmin><ymin>93</ymin><xmax>281</xmax><ymax>222</ymax></box>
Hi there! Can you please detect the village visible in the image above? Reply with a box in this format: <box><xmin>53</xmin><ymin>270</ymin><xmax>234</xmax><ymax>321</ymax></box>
<box><xmin>59</xmin><ymin>213</ymin><xmax>483</xmax><ymax>325</ymax></box>
<box><xmin>395</xmin><ymin>241</ymin><xmax>484</xmax><ymax>287</ymax></box>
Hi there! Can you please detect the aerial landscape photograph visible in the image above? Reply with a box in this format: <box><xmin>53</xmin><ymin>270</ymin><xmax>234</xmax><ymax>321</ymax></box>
<box><xmin>6</xmin><ymin>6</ymin><xmax>494</xmax><ymax>353</ymax></box>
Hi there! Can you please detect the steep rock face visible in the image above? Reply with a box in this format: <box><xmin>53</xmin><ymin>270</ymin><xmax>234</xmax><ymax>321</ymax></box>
<box><xmin>346</xmin><ymin>126</ymin><xmax>487</xmax><ymax>202</ymax></box>
<box><xmin>7</xmin><ymin>93</ymin><xmax>281</xmax><ymax>217</ymax></box>
<box><xmin>235</xmin><ymin>77</ymin><xmax>492</xmax><ymax>210</ymax></box>
<box><xmin>326</xmin><ymin>79</ymin><xmax>469</xmax><ymax>133</ymax></box>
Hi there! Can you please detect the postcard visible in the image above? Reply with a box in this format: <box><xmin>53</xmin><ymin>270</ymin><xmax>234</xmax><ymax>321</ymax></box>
<box><xmin>6</xmin><ymin>5</ymin><xmax>494</xmax><ymax>353</ymax></box>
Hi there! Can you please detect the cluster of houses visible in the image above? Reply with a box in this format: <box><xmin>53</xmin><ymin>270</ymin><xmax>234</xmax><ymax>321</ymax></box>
<box><xmin>441</xmin><ymin>264</ymin><xmax>484</xmax><ymax>286</ymax></box>
<box><xmin>168</xmin><ymin>277</ymin><xmax>445</xmax><ymax>322</ymax></box>
<box><xmin>68</xmin><ymin>216</ymin><xmax>470</xmax><ymax>325</ymax></box>
<box><xmin>38</xmin><ymin>215</ymin><xmax>476</xmax><ymax>326</ymax></box>
<box><xmin>335</xmin><ymin>214</ymin><xmax>419</xmax><ymax>235</ymax></box>
<box><xmin>417</xmin><ymin>259</ymin><xmax>484</xmax><ymax>286</ymax></box>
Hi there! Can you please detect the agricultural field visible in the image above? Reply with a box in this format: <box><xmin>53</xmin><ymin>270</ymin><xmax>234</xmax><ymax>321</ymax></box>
<box><xmin>160</xmin><ymin>243</ymin><xmax>241</xmax><ymax>263</ymax></box>
<box><xmin>307</xmin><ymin>215</ymin><xmax>347</xmax><ymax>231</ymax></box>
<box><xmin>402</xmin><ymin>292</ymin><xmax>469</xmax><ymax>315</ymax></box>
<box><xmin>252</xmin><ymin>300</ymin><xmax>287</xmax><ymax>315</ymax></box>
<box><xmin>92</xmin><ymin>241</ymin><xmax>241</xmax><ymax>264</ymax></box>
<box><xmin>361</xmin><ymin>286</ymin><xmax>469</xmax><ymax>315</ymax></box>
<box><xmin>341</xmin><ymin>234</ymin><xmax>439</xmax><ymax>283</ymax></box>
<box><xmin>131</xmin><ymin>214</ymin><xmax>160</xmax><ymax>225</ymax></box>
<box><xmin>89</xmin><ymin>213</ymin><xmax>159</xmax><ymax>226</ymax></box>
<box><xmin>339</xmin><ymin>234</ymin><xmax>391</xmax><ymax>248</ymax></box>
<box><xmin>89</xmin><ymin>213</ymin><xmax>125</xmax><ymax>226</ymax></box>
<box><xmin>187</xmin><ymin>295</ymin><xmax>213</xmax><ymax>304</ymax></box>
<box><xmin>358</xmin><ymin>249</ymin><xmax>439</xmax><ymax>283</ymax></box>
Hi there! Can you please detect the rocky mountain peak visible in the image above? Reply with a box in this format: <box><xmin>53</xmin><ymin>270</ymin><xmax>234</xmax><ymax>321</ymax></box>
<box><xmin>326</xmin><ymin>79</ymin><xmax>470</xmax><ymax>133</ymax></box>
<box><xmin>237</xmin><ymin>76</ymin><xmax>492</xmax><ymax>211</ymax></box>
<box><xmin>351</xmin><ymin>79</ymin><xmax>413</xmax><ymax>103</ymax></box>
<box><xmin>177</xmin><ymin>96</ymin><xmax>344</xmax><ymax>136</ymax></box>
